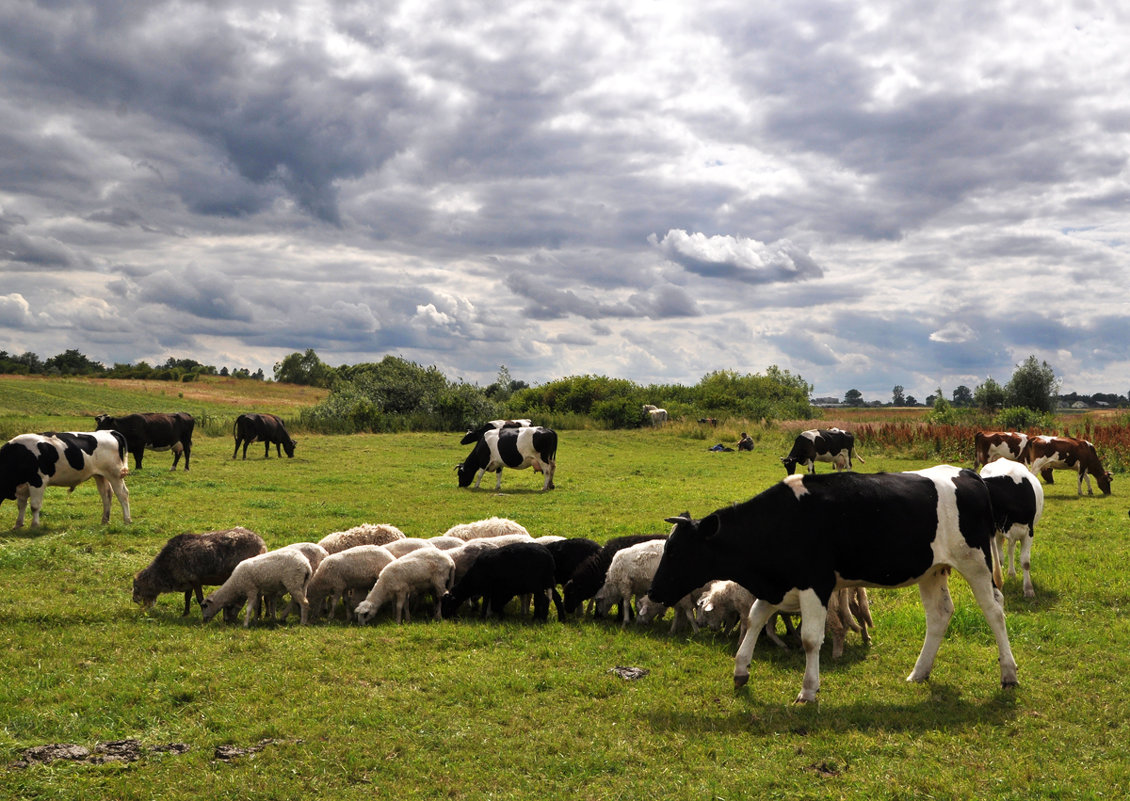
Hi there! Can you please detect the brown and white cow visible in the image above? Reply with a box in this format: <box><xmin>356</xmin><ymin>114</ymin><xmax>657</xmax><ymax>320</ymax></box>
<box><xmin>1026</xmin><ymin>435</ymin><xmax>1112</xmax><ymax>496</ymax></box>
<box><xmin>973</xmin><ymin>431</ymin><xmax>1030</xmax><ymax>468</ymax></box>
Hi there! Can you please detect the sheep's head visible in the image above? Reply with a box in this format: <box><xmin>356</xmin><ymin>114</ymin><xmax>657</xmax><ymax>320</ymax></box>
<box><xmin>354</xmin><ymin>600</ymin><xmax>376</xmax><ymax>625</ymax></box>
<box><xmin>199</xmin><ymin>595</ymin><xmax>219</xmax><ymax>623</ymax></box>
<box><xmin>131</xmin><ymin>573</ymin><xmax>157</xmax><ymax>608</ymax></box>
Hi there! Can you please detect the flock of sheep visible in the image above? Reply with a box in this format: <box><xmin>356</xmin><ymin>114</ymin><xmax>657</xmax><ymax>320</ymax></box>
<box><xmin>132</xmin><ymin>510</ymin><xmax>875</xmax><ymax>661</ymax></box>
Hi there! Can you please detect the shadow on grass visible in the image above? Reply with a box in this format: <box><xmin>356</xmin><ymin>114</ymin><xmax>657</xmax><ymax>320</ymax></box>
<box><xmin>644</xmin><ymin>679</ymin><xmax>1019</xmax><ymax>736</ymax></box>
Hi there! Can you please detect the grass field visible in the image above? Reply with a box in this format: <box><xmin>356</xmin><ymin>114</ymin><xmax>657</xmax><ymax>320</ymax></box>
<box><xmin>1</xmin><ymin>379</ymin><xmax>1129</xmax><ymax>799</ymax></box>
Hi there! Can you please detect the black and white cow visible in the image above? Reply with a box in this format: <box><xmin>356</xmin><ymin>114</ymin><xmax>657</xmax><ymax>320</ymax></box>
<box><xmin>94</xmin><ymin>412</ymin><xmax>195</xmax><ymax>471</ymax></box>
<box><xmin>781</xmin><ymin>428</ymin><xmax>863</xmax><ymax>475</ymax></box>
<box><xmin>456</xmin><ymin>425</ymin><xmax>557</xmax><ymax>491</ymax></box>
<box><xmin>233</xmin><ymin>413</ymin><xmax>297</xmax><ymax>459</ymax></box>
<box><xmin>459</xmin><ymin>418</ymin><xmax>533</xmax><ymax>445</ymax></box>
<box><xmin>980</xmin><ymin>459</ymin><xmax>1044</xmax><ymax>598</ymax></box>
<box><xmin>647</xmin><ymin>466</ymin><xmax>1017</xmax><ymax>703</ymax></box>
<box><xmin>0</xmin><ymin>430</ymin><xmax>131</xmax><ymax>528</ymax></box>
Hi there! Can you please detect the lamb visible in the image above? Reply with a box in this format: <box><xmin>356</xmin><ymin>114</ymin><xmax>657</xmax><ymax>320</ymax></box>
<box><xmin>636</xmin><ymin>584</ymin><xmax>707</xmax><ymax>634</ymax></box>
<box><xmin>269</xmin><ymin>542</ymin><xmax>329</xmax><ymax>620</ymax></box>
<box><xmin>695</xmin><ymin>581</ymin><xmax>873</xmax><ymax>657</ymax></box>
<box><xmin>132</xmin><ymin>527</ymin><xmax>266</xmax><ymax>616</ymax></box>
<box><xmin>200</xmin><ymin>548</ymin><xmax>313</xmax><ymax>628</ymax></box>
<box><xmin>427</xmin><ymin>536</ymin><xmax>466</xmax><ymax>551</ymax></box>
<box><xmin>354</xmin><ymin>548</ymin><xmax>456</xmax><ymax>624</ymax></box>
<box><xmin>316</xmin><ymin>523</ymin><xmax>406</xmax><ymax>554</ymax></box>
<box><xmin>563</xmin><ymin>533</ymin><xmax>667</xmax><ymax>616</ymax></box>
<box><xmin>593</xmin><ymin>539</ymin><xmax>668</xmax><ymax>627</ymax></box>
<box><xmin>441</xmin><ymin>542</ymin><xmax>564</xmax><ymax>621</ymax></box>
<box><xmin>304</xmin><ymin>545</ymin><xmax>396</xmax><ymax>621</ymax></box>
<box><xmin>383</xmin><ymin>538</ymin><xmax>438</xmax><ymax>558</ymax></box>
<box><xmin>442</xmin><ymin>517</ymin><xmax>531</xmax><ymax>541</ymax></box>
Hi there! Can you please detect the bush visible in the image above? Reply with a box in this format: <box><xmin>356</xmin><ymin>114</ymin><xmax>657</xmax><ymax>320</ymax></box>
<box><xmin>994</xmin><ymin>406</ymin><xmax>1056</xmax><ymax>431</ymax></box>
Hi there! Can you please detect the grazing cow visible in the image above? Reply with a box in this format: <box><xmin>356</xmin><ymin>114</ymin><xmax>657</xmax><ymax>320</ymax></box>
<box><xmin>647</xmin><ymin>466</ymin><xmax>1017</xmax><ymax>703</ymax></box>
<box><xmin>456</xmin><ymin>425</ymin><xmax>557</xmax><ymax>491</ymax></box>
<box><xmin>643</xmin><ymin>404</ymin><xmax>668</xmax><ymax>425</ymax></box>
<box><xmin>1026</xmin><ymin>435</ymin><xmax>1112</xmax><ymax>496</ymax></box>
<box><xmin>974</xmin><ymin>431</ymin><xmax>1030</xmax><ymax>468</ymax></box>
<box><xmin>780</xmin><ymin>428</ymin><xmax>863</xmax><ymax>475</ymax></box>
<box><xmin>0</xmin><ymin>430</ymin><xmax>131</xmax><ymax>528</ymax></box>
<box><xmin>459</xmin><ymin>419</ymin><xmax>533</xmax><ymax>445</ymax></box>
<box><xmin>94</xmin><ymin>412</ymin><xmax>195</xmax><ymax>471</ymax></box>
<box><xmin>233</xmin><ymin>413</ymin><xmax>297</xmax><ymax>459</ymax></box>
<box><xmin>981</xmin><ymin>459</ymin><xmax>1044</xmax><ymax>597</ymax></box>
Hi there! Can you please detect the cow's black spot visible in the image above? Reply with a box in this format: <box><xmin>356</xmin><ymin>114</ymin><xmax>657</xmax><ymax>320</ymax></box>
<box><xmin>52</xmin><ymin>433</ymin><xmax>97</xmax><ymax>471</ymax></box>
<box><xmin>496</xmin><ymin>429</ymin><xmax>524</xmax><ymax>469</ymax></box>
<box><xmin>35</xmin><ymin>441</ymin><xmax>60</xmax><ymax>481</ymax></box>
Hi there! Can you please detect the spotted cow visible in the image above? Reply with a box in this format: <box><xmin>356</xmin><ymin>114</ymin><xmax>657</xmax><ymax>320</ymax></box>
<box><xmin>781</xmin><ymin>428</ymin><xmax>863</xmax><ymax>475</ymax></box>
<box><xmin>0</xmin><ymin>430</ymin><xmax>131</xmax><ymax>527</ymax></box>
<box><xmin>973</xmin><ymin>431</ymin><xmax>1030</xmax><ymax>468</ymax></box>
<box><xmin>1026</xmin><ymin>435</ymin><xmax>1112</xmax><ymax>496</ymax></box>
<box><xmin>456</xmin><ymin>425</ymin><xmax>557</xmax><ymax>491</ymax></box>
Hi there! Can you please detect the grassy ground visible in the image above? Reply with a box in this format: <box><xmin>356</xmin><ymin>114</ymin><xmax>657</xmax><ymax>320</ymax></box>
<box><xmin>1</xmin><ymin>384</ymin><xmax>1129</xmax><ymax>799</ymax></box>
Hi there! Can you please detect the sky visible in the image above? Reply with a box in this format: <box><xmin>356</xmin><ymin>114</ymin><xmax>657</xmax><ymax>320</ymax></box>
<box><xmin>2</xmin><ymin>0</ymin><xmax>1128</xmax><ymax>403</ymax></box>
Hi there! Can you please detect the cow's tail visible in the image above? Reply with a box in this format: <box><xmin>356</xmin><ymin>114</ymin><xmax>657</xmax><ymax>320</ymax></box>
<box><xmin>990</xmin><ymin>531</ymin><xmax>1004</xmax><ymax>592</ymax></box>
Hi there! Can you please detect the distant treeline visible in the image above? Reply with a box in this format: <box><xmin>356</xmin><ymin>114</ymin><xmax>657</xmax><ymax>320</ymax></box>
<box><xmin>0</xmin><ymin>349</ymin><xmax>264</xmax><ymax>382</ymax></box>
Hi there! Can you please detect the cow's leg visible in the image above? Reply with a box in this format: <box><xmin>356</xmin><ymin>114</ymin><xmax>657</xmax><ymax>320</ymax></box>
<box><xmin>907</xmin><ymin>567</ymin><xmax>954</xmax><ymax>683</ymax></box>
<box><xmin>543</xmin><ymin>460</ymin><xmax>556</xmax><ymax>490</ymax></box>
<box><xmin>104</xmin><ymin>474</ymin><xmax>131</xmax><ymax>524</ymax></box>
<box><xmin>962</xmin><ymin>560</ymin><xmax>1019</xmax><ymax>687</ymax></box>
<box><xmin>1079</xmin><ymin>468</ymin><xmax>1091</xmax><ymax>496</ymax></box>
<box><xmin>796</xmin><ymin>589</ymin><xmax>828</xmax><ymax>703</ymax></box>
<box><xmin>1019</xmin><ymin>531</ymin><xmax>1035</xmax><ymax>598</ymax></box>
<box><xmin>494</xmin><ymin>469</ymin><xmax>503</xmax><ymax>491</ymax></box>
<box><xmin>134</xmin><ymin>448</ymin><xmax>144</xmax><ymax>471</ymax></box>
<box><xmin>473</xmin><ymin>469</ymin><xmax>485</xmax><ymax>489</ymax></box>
<box><xmin>183</xmin><ymin>441</ymin><xmax>190</xmax><ymax>471</ymax></box>
<box><xmin>93</xmin><ymin>475</ymin><xmax>114</xmax><ymax>523</ymax></box>
<box><xmin>14</xmin><ymin>487</ymin><xmax>30</xmax><ymax>527</ymax></box>
<box><xmin>734</xmin><ymin>599</ymin><xmax>778</xmax><ymax>688</ymax></box>
<box><xmin>264</xmin><ymin>442</ymin><xmax>270</xmax><ymax>459</ymax></box>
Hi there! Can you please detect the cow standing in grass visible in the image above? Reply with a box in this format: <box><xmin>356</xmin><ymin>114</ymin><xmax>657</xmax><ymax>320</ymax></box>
<box><xmin>94</xmin><ymin>412</ymin><xmax>195</xmax><ymax>471</ymax></box>
<box><xmin>647</xmin><ymin>465</ymin><xmax>1017</xmax><ymax>703</ymax></box>
<box><xmin>456</xmin><ymin>426</ymin><xmax>557</xmax><ymax>491</ymax></box>
<box><xmin>233</xmin><ymin>413</ymin><xmax>296</xmax><ymax>459</ymax></box>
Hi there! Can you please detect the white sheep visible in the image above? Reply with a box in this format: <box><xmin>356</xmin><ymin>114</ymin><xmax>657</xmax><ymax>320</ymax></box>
<box><xmin>317</xmin><ymin>523</ymin><xmax>406</xmax><ymax>554</ymax></box>
<box><xmin>383</xmin><ymin>538</ymin><xmax>437</xmax><ymax>558</ymax></box>
<box><xmin>305</xmin><ymin>545</ymin><xmax>396</xmax><ymax>621</ymax></box>
<box><xmin>534</xmin><ymin>535</ymin><xmax>566</xmax><ymax>544</ymax></box>
<box><xmin>354</xmin><ymin>548</ymin><xmax>456</xmax><ymax>624</ymax></box>
<box><xmin>427</xmin><ymin>536</ymin><xmax>465</xmax><ymax>551</ymax></box>
<box><xmin>271</xmin><ymin>542</ymin><xmax>329</xmax><ymax>619</ymax></box>
<box><xmin>200</xmin><ymin>549</ymin><xmax>312</xmax><ymax>628</ymax></box>
<box><xmin>442</xmin><ymin>517</ymin><xmax>530</xmax><ymax>541</ymax></box>
<box><xmin>593</xmin><ymin>539</ymin><xmax>667</xmax><ymax>627</ymax></box>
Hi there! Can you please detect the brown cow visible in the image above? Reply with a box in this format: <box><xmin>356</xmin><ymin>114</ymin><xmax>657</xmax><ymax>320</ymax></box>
<box><xmin>1026</xmin><ymin>435</ymin><xmax>1112</xmax><ymax>496</ymax></box>
<box><xmin>973</xmin><ymin>431</ymin><xmax>1030</xmax><ymax>468</ymax></box>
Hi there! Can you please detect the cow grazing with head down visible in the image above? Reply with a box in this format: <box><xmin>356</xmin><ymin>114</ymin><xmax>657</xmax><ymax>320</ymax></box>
<box><xmin>0</xmin><ymin>430</ymin><xmax>131</xmax><ymax>528</ymax></box>
<box><xmin>781</xmin><ymin>428</ymin><xmax>863</xmax><ymax>475</ymax></box>
<box><xmin>647</xmin><ymin>466</ymin><xmax>1018</xmax><ymax>703</ymax></box>
<box><xmin>233</xmin><ymin>413</ymin><xmax>297</xmax><ymax>459</ymax></box>
<box><xmin>981</xmin><ymin>459</ymin><xmax>1044</xmax><ymax>597</ymax></box>
<box><xmin>459</xmin><ymin>419</ymin><xmax>533</xmax><ymax>446</ymax></box>
<box><xmin>94</xmin><ymin>412</ymin><xmax>195</xmax><ymax>471</ymax></box>
<box><xmin>456</xmin><ymin>425</ymin><xmax>557</xmax><ymax>491</ymax></box>
<box><xmin>974</xmin><ymin>431</ymin><xmax>1030</xmax><ymax>468</ymax></box>
<box><xmin>1026</xmin><ymin>435</ymin><xmax>1112</xmax><ymax>496</ymax></box>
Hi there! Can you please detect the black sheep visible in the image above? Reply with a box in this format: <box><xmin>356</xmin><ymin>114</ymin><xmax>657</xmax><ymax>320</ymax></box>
<box><xmin>132</xmin><ymin>527</ymin><xmax>266</xmax><ymax>616</ymax></box>
<box><xmin>442</xmin><ymin>542</ymin><xmax>564</xmax><ymax>621</ymax></box>
<box><xmin>562</xmin><ymin>533</ymin><xmax>667</xmax><ymax>616</ymax></box>
<box><xmin>544</xmin><ymin>537</ymin><xmax>602</xmax><ymax>586</ymax></box>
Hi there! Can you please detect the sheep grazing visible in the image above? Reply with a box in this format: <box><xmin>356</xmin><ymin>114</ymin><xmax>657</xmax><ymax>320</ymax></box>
<box><xmin>562</xmin><ymin>533</ymin><xmax>668</xmax><ymax>616</ymax></box>
<box><xmin>442</xmin><ymin>517</ymin><xmax>530</xmax><ymax>541</ymax></box>
<box><xmin>594</xmin><ymin>539</ymin><xmax>668</xmax><ymax>627</ymax></box>
<box><xmin>200</xmin><ymin>549</ymin><xmax>313</xmax><ymax>628</ymax></box>
<box><xmin>355</xmin><ymin>548</ymin><xmax>456</xmax><ymax>624</ymax></box>
<box><xmin>544</xmin><ymin>537</ymin><xmax>601</xmax><ymax>588</ymax></box>
<box><xmin>269</xmin><ymin>542</ymin><xmax>330</xmax><ymax>620</ymax></box>
<box><xmin>636</xmin><ymin>584</ymin><xmax>707</xmax><ymax>635</ymax></box>
<box><xmin>317</xmin><ymin>523</ymin><xmax>406</xmax><ymax>554</ymax></box>
<box><xmin>132</xmin><ymin>527</ymin><xmax>266</xmax><ymax>616</ymax></box>
<box><xmin>383</xmin><ymin>538</ymin><xmax>438</xmax><ymax>559</ymax></box>
<box><xmin>442</xmin><ymin>542</ymin><xmax>564</xmax><ymax>621</ymax></box>
<box><xmin>448</xmin><ymin>534</ymin><xmax>537</xmax><ymax>584</ymax></box>
<box><xmin>305</xmin><ymin>545</ymin><xmax>396</xmax><ymax>621</ymax></box>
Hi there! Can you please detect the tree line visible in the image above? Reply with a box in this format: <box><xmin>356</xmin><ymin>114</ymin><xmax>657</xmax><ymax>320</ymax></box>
<box><xmin>0</xmin><ymin>349</ymin><xmax>265</xmax><ymax>382</ymax></box>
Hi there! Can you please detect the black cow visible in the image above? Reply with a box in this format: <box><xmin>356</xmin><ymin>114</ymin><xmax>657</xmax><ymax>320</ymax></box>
<box><xmin>781</xmin><ymin>427</ymin><xmax>863</xmax><ymax>474</ymax></box>
<box><xmin>233</xmin><ymin>413</ymin><xmax>296</xmax><ymax>459</ymax></box>
<box><xmin>94</xmin><ymin>412</ymin><xmax>195</xmax><ymax>471</ymax></box>
<box><xmin>647</xmin><ymin>466</ymin><xmax>1018</xmax><ymax>703</ymax></box>
<box><xmin>441</xmin><ymin>542</ymin><xmax>564</xmax><ymax>621</ymax></box>
<box><xmin>456</xmin><ymin>425</ymin><xmax>556</xmax><ymax>491</ymax></box>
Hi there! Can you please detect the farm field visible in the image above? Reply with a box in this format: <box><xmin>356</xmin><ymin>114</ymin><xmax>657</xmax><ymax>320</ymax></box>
<box><xmin>1</xmin><ymin>384</ymin><xmax>1129</xmax><ymax>799</ymax></box>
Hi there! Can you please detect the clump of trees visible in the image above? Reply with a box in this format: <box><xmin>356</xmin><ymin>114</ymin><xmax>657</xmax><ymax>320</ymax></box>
<box><xmin>0</xmin><ymin>349</ymin><xmax>263</xmax><ymax>382</ymax></box>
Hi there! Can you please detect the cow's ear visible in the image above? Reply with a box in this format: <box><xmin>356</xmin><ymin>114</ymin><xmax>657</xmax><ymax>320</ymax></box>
<box><xmin>698</xmin><ymin>514</ymin><xmax>722</xmax><ymax>539</ymax></box>
<box><xmin>664</xmin><ymin>514</ymin><xmax>693</xmax><ymax>527</ymax></box>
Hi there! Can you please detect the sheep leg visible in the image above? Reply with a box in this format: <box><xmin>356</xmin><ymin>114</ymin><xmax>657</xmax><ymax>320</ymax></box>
<box><xmin>182</xmin><ymin>590</ymin><xmax>193</xmax><ymax>616</ymax></box>
<box><xmin>550</xmin><ymin>588</ymin><xmax>565</xmax><ymax>621</ymax></box>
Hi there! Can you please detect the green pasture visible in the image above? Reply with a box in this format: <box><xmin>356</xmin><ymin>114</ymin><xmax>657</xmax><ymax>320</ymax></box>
<box><xmin>2</xmin><ymin>420</ymin><xmax>1129</xmax><ymax>798</ymax></box>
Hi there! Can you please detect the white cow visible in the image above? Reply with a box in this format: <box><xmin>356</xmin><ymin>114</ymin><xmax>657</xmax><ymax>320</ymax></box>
<box><xmin>0</xmin><ymin>430</ymin><xmax>131</xmax><ymax>527</ymax></box>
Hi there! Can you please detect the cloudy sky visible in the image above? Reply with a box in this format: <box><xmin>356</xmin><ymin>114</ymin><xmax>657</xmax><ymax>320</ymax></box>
<box><xmin>2</xmin><ymin>0</ymin><xmax>1128</xmax><ymax>402</ymax></box>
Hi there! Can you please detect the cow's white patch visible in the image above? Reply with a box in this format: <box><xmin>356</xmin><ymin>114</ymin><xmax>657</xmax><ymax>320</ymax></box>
<box><xmin>783</xmin><ymin>474</ymin><xmax>808</xmax><ymax>498</ymax></box>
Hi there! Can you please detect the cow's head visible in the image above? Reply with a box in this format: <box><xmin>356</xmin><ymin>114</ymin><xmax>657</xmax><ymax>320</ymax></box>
<box><xmin>780</xmin><ymin>456</ymin><xmax>798</xmax><ymax>475</ymax></box>
<box><xmin>455</xmin><ymin>462</ymin><xmax>476</xmax><ymax>487</ymax></box>
<box><xmin>282</xmin><ymin>439</ymin><xmax>296</xmax><ymax>458</ymax></box>
<box><xmin>1098</xmin><ymin>471</ymin><xmax>1113</xmax><ymax>496</ymax></box>
<box><xmin>647</xmin><ymin>512</ymin><xmax>717</xmax><ymax>606</ymax></box>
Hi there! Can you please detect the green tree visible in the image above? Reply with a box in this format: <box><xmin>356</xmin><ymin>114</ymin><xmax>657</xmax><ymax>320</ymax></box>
<box><xmin>274</xmin><ymin>349</ymin><xmax>337</xmax><ymax>387</ymax></box>
<box><xmin>952</xmin><ymin>385</ymin><xmax>973</xmax><ymax>406</ymax></box>
<box><xmin>974</xmin><ymin>377</ymin><xmax>1006</xmax><ymax>412</ymax></box>
<box><xmin>891</xmin><ymin>385</ymin><xmax>906</xmax><ymax>406</ymax></box>
<box><xmin>44</xmin><ymin>349</ymin><xmax>105</xmax><ymax>375</ymax></box>
<box><xmin>1004</xmin><ymin>356</ymin><xmax>1060</xmax><ymax>413</ymax></box>
<box><xmin>844</xmin><ymin>389</ymin><xmax>864</xmax><ymax>407</ymax></box>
